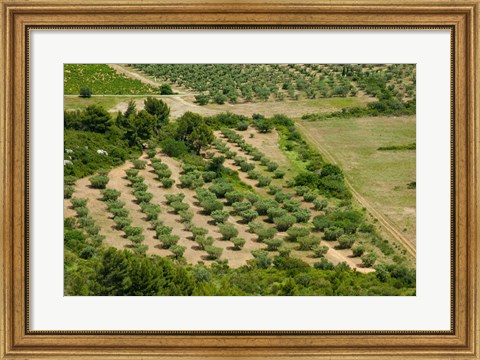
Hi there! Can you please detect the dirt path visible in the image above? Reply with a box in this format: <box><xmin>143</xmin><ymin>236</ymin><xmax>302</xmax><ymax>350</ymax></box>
<box><xmin>108</xmin><ymin>64</ymin><xmax>161</xmax><ymax>88</ymax></box>
<box><xmin>296</xmin><ymin>121</ymin><xmax>416</xmax><ymax>257</ymax></box>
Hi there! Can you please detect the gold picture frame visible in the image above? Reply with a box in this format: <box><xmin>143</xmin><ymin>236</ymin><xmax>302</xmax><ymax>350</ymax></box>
<box><xmin>1</xmin><ymin>0</ymin><xmax>479</xmax><ymax>358</ymax></box>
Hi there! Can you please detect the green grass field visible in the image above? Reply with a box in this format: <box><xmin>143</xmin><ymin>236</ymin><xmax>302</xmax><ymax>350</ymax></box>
<box><xmin>297</xmin><ymin>116</ymin><xmax>416</xmax><ymax>245</ymax></box>
<box><xmin>64</xmin><ymin>64</ymin><xmax>157</xmax><ymax>95</ymax></box>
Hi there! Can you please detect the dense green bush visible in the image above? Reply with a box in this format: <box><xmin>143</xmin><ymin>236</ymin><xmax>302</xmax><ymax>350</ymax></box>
<box><xmin>323</xmin><ymin>226</ymin><xmax>345</xmax><ymax>241</ymax></box>
<box><xmin>337</xmin><ymin>234</ymin><xmax>356</xmax><ymax>249</ymax></box>
<box><xmin>132</xmin><ymin>159</ymin><xmax>147</xmax><ymax>169</ymax></box>
<box><xmin>90</xmin><ymin>175</ymin><xmax>109</xmax><ymax>189</ymax></box>
<box><xmin>361</xmin><ymin>252</ymin><xmax>378</xmax><ymax>267</ymax></box>
<box><xmin>64</xmin><ymin>185</ymin><xmax>75</xmax><ymax>199</ymax></box>
<box><xmin>200</xmin><ymin>199</ymin><xmax>224</xmax><ymax>214</ymax></box>
<box><xmin>273</xmin><ymin>214</ymin><xmax>297</xmax><ymax>231</ymax></box>
<box><xmin>219</xmin><ymin>224</ymin><xmax>239</xmax><ymax>240</ymax></box>
<box><xmin>114</xmin><ymin>217</ymin><xmax>132</xmax><ymax>230</ymax></box>
<box><xmin>211</xmin><ymin>210</ymin><xmax>230</xmax><ymax>224</ymax></box>
<box><xmin>205</xmin><ymin>245</ymin><xmax>223</xmax><ymax>260</ymax></box>
<box><xmin>352</xmin><ymin>245</ymin><xmax>366</xmax><ymax>257</ymax></box>
<box><xmin>159</xmin><ymin>234</ymin><xmax>180</xmax><ymax>249</ymax></box>
<box><xmin>297</xmin><ymin>235</ymin><xmax>321</xmax><ymax>250</ymax></box>
<box><xmin>101</xmin><ymin>188</ymin><xmax>121</xmax><ymax>201</ymax></box>
<box><xmin>195</xmin><ymin>236</ymin><xmax>215</xmax><ymax>250</ymax></box>
<box><xmin>231</xmin><ymin>237</ymin><xmax>246</xmax><ymax>250</ymax></box>
<box><xmin>286</xmin><ymin>226</ymin><xmax>310</xmax><ymax>242</ymax></box>
<box><xmin>170</xmin><ymin>245</ymin><xmax>186</xmax><ymax>259</ymax></box>
<box><xmin>264</xmin><ymin>238</ymin><xmax>282</xmax><ymax>251</ymax></box>
<box><xmin>312</xmin><ymin>245</ymin><xmax>329</xmax><ymax>258</ymax></box>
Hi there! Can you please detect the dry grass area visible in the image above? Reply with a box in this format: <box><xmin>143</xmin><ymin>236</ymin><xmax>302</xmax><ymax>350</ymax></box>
<box><xmin>297</xmin><ymin>116</ymin><xmax>416</xmax><ymax>248</ymax></box>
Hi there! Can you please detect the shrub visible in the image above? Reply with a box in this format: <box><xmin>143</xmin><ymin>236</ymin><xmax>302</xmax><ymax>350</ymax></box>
<box><xmin>146</xmin><ymin>149</ymin><xmax>157</xmax><ymax>158</ymax></box>
<box><xmin>314</xmin><ymin>258</ymin><xmax>335</xmax><ymax>270</ymax></box>
<box><xmin>273</xmin><ymin>214</ymin><xmax>297</xmax><ymax>231</ymax></box>
<box><xmin>180</xmin><ymin>173</ymin><xmax>204</xmax><ymax>189</ymax></box>
<box><xmin>256</xmin><ymin>176</ymin><xmax>272</xmax><ymax>187</ymax></box>
<box><xmin>254</xmin><ymin>199</ymin><xmax>279</xmax><ymax>215</ymax></box>
<box><xmin>170</xmin><ymin>201</ymin><xmax>189</xmax><ymax>213</ymax></box>
<box><xmin>192</xmin><ymin>226</ymin><xmax>209</xmax><ymax>238</ymax></box>
<box><xmin>128</xmin><ymin>176</ymin><xmax>144</xmax><ymax>184</ymax></box>
<box><xmin>358</xmin><ymin>223</ymin><xmax>375</xmax><ymax>233</ymax></box>
<box><xmin>85</xmin><ymin>224</ymin><xmax>100</xmax><ymax>236</ymax></box>
<box><xmin>225</xmin><ymin>191</ymin><xmax>244</xmax><ymax>205</ymax></box>
<box><xmin>132</xmin><ymin>182</ymin><xmax>148</xmax><ymax>192</ymax></box>
<box><xmin>283</xmin><ymin>199</ymin><xmax>302</xmax><ymax>212</ymax></box>
<box><xmin>239</xmin><ymin>162</ymin><xmax>255</xmax><ymax>172</ymax></box>
<box><xmin>101</xmin><ymin>188</ymin><xmax>121</xmax><ymax>201</ymax></box>
<box><xmin>273</xmin><ymin>169</ymin><xmax>286</xmax><ymax>179</ymax></box>
<box><xmin>294</xmin><ymin>186</ymin><xmax>310</xmax><ymax>196</ymax></box>
<box><xmin>254</xmin><ymin>226</ymin><xmax>277</xmax><ymax>242</ymax></box>
<box><xmin>141</xmin><ymin>203</ymin><xmax>161</xmax><ymax>221</ymax></box>
<box><xmin>209</xmin><ymin>181</ymin><xmax>234</xmax><ymax>198</ymax></box>
<box><xmin>303</xmin><ymin>191</ymin><xmax>317</xmax><ymax>202</ymax></box>
<box><xmin>239</xmin><ymin>210</ymin><xmax>259</xmax><ymax>223</ymax></box>
<box><xmin>274</xmin><ymin>191</ymin><xmax>294</xmax><ymax>203</ymax></box>
<box><xmin>219</xmin><ymin>224</ymin><xmax>238</xmax><ymax>240</ymax></box>
<box><xmin>64</xmin><ymin>185</ymin><xmax>75</xmax><ymax>199</ymax></box>
<box><xmin>90</xmin><ymin>175</ymin><xmax>109</xmax><ymax>189</ymax></box>
<box><xmin>79</xmin><ymin>87</ymin><xmax>92</xmax><ymax>98</ymax></box>
<box><xmin>134</xmin><ymin>191</ymin><xmax>153</xmax><ymax>204</ymax></box>
<box><xmin>155</xmin><ymin>225</ymin><xmax>173</xmax><ymax>237</ymax></box>
<box><xmin>170</xmin><ymin>245</ymin><xmax>186</xmax><ymax>259</ymax></box>
<box><xmin>161</xmin><ymin>178</ymin><xmax>174</xmax><ymax>188</ymax></box>
<box><xmin>165</xmin><ymin>193</ymin><xmax>185</xmax><ymax>204</ymax></box>
<box><xmin>111</xmin><ymin>208</ymin><xmax>129</xmax><ymax>218</ymax></box>
<box><xmin>313</xmin><ymin>198</ymin><xmax>328</xmax><ymax>211</ymax></box>
<box><xmin>114</xmin><ymin>217</ymin><xmax>132</xmax><ymax>230</ymax></box>
<box><xmin>155</xmin><ymin>169</ymin><xmax>172</xmax><ymax>179</ymax></box>
<box><xmin>132</xmin><ymin>244</ymin><xmax>148</xmax><ymax>255</ymax></box>
<box><xmin>132</xmin><ymin>159</ymin><xmax>147</xmax><ymax>169</ymax></box>
<box><xmin>312</xmin><ymin>245</ymin><xmax>329</xmax><ymax>258</ymax></box>
<box><xmin>286</xmin><ymin>226</ymin><xmax>310</xmax><ymax>242</ymax></box>
<box><xmin>79</xmin><ymin>216</ymin><xmax>95</xmax><ymax>228</ymax></box>
<box><xmin>266</xmin><ymin>207</ymin><xmax>288</xmax><ymax>222</ymax></box>
<box><xmin>251</xmin><ymin>250</ymin><xmax>272</xmax><ymax>269</ymax></box>
<box><xmin>247</xmin><ymin>171</ymin><xmax>260</xmax><ymax>180</ymax></box>
<box><xmin>151</xmin><ymin>162</ymin><xmax>168</xmax><ymax>171</ymax></box>
<box><xmin>352</xmin><ymin>245</ymin><xmax>366</xmax><ymax>257</ymax></box>
<box><xmin>64</xmin><ymin>175</ymin><xmax>78</xmax><ymax>185</ymax></box>
<box><xmin>200</xmin><ymin>199</ymin><xmax>224</xmax><ymax>214</ymax></box>
<box><xmin>205</xmin><ymin>245</ymin><xmax>223</xmax><ymax>260</ymax></box>
<box><xmin>202</xmin><ymin>171</ymin><xmax>217</xmax><ymax>183</ymax></box>
<box><xmin>361</xmin><ymin>252</ymin><xmax>378</xmax><ymax>267</ymax></box>
<box><xmin>128</xmin><ymin>234</ymin><xmax>145</xmax><ymax>244</ymax></box>
<box><xmin>278</xmin><ymin>246</ymin><xmax>292</xmax><ymax>257</ymax></box>
<box><xmin>231</xmin><ymin>237</ymin><xmax>246</xmax><ymax>250</ymax></box>
<box><xmin>266</xmin><ymin>162</ymin><xmax>279</xmax><ymax>172</ymax></box>
<box><xmin>178</xmin><ymin>210</ymin><xmax>194</xmax><ymax>223</ymax></box>
<box><xmin>232</xmin><ymin>201</ymin><xmax>252</xmax><ymax>215</ymax></box>
<box><xmin>268</xmin><ymin>185</ymin><xmax>281</xmax><ymax>195</ymax></box>
<box><xmin>125</xmin><ymin>168</ymin><xmax>139</xmax><ymax>177</ymax></box>
<box><xmin>312</xmin><ymin>216</ymin><xmax>332</xmax><ymax>231</ymax></box>
<box><xmin>196</xmin><ymin>236</ymin><xmax>214</xmax><ymax>250</ymax></box>
<box><xmin>124</xmin><ymin>226</ymin><xmax>142</xmax><ymax>237</ymax></box>
<box><xmin>297</xmin><ymin>235</ymin><xmax>321</xmax><ymax>250</ymax></box>
<box><xmin>337</xmin><ymin>234</ymin><xmax>356</xmax><ymax>249</ymax></box>
<box><xmin>323</xmin><ymin>226</ymin><xmax>345</xmax><ymax>241</ymax></box>
<box><xmin>105</xmin><ymin>200</ymin><xmax>125</xmax><ymax>211</ymax></box>
<box><xmin>264</xmin><ymin>238</ymin><xmax>282</xmax><ymax>251</ymax></box>
<box><xmin>211</xmin><ymin>210</ymin><xmax>230</xmax><ymax>224</ymax></box>
<box><xmin>293</xmin><ymin>208</ymin><xmax>311</xmax><ymax>223</ymax></box>
<box><xmin>75</xmin><ymin>206</ymin><xmax>89</xmax><ymax>218</ymax></box>
<box><xmin>159</xmin><ymin>234</ymin><xmax>180</xmax><ymax>248</ymax></box>
<box><xmin>245</xmin><ymin>192</ymin><xmax>260</xmax><ymax>204</ymax></box>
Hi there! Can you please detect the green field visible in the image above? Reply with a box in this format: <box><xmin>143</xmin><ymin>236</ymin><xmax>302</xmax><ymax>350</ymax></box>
<box><xmin>64</xmin><ymin>64</ymin><xmax>157</xmax><ymax>95</ymax></box>
<box><xmin>297</xmin><ymin>116</ymin><xmax>416</xmax><ymax>246</ymax></box>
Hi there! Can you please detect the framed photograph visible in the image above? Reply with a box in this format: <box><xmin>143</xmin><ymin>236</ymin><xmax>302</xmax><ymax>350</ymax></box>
<box><xmin>1</xmin><ymin>0</ymin><xmax>479</xmax><ymax>358</ymax></box>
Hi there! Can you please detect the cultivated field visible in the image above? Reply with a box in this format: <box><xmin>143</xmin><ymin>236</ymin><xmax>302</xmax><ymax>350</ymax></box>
<box><xmin>63</xmin><ymin>63</ymin><xmax>416</xmax><ymax>296</ymax></box>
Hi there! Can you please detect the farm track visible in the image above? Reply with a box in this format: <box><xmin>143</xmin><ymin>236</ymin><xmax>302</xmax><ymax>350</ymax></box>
<box><xmin>295</xmin><ymin>122</ymin><xmax>416</xmax><ymax>257</ymax></box>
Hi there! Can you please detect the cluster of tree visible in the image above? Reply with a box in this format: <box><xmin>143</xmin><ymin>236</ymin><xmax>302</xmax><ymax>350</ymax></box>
<box><xmin>64</xmin><ymin>97</ymin><xmax>171</xmax><ymax>177</ymax></box>
<box><xmin>64</xmin><ymin>244</ymin><xmax>416</xmax><ymax>296</ymax></box>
